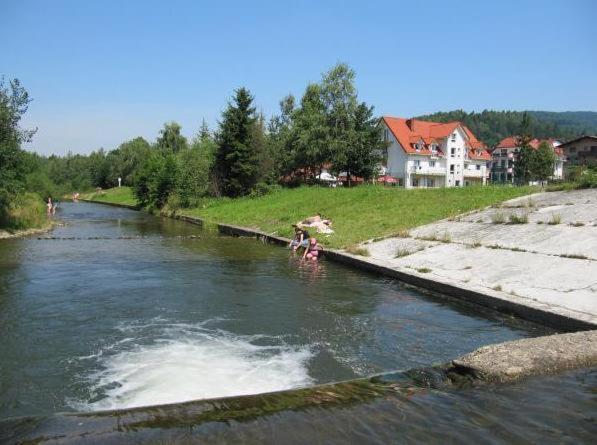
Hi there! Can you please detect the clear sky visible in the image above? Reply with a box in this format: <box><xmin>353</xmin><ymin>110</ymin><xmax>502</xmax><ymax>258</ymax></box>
<box><xmin>2</xmin><ymin>0</ymin><xmax>596</xmax><ymax>155</ymax></box>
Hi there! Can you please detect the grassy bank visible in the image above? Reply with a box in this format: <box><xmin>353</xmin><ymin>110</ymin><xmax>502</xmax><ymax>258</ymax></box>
<box><xmin>84</xmin><ymin>185</ymin><xmax>535</xmax><ymax>248</ymax></box>
<box><xmin>0</xmin><ymin>192</ymin><xmax>48</xmax><ymax>232</ymax></box>
<box><xmin>82</xmin><ymin>187</ymin><xmax>139</xmax><ymax>206</ymax></box>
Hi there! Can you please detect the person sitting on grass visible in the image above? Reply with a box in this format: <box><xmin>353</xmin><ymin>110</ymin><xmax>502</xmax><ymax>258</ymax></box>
<box><xmin>289</xmin><ymin>225</ymin><xmax>309</xmax><ymax>251</ymax></box>
<box><xmin>303</xmin><ymin>237</ymin><xmax>322</xmax><ymax>261</ymax></box>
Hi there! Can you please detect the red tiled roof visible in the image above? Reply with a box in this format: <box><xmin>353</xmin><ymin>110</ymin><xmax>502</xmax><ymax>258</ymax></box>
<box><xmin>495</xmin><ymin>136</ymin><xmax>564</xmax><ymax>157</ymax></box>
<box><xmin>381</xmin><ymin>116</ymin><xmax>490</xmax><ymax>160</ymax></box>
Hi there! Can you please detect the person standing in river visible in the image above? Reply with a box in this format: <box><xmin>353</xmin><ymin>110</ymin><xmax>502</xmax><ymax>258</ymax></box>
<box><xmin>46</xmin><ymin>197</ymin><xmax>53</xmax><ymax>216</ymax></box>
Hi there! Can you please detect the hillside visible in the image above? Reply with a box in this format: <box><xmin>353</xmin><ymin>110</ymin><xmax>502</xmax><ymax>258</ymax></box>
<box><xmin>416</xmin><ymin>110</ymin><xmax>597</xmax><ymax>147</ymax></box>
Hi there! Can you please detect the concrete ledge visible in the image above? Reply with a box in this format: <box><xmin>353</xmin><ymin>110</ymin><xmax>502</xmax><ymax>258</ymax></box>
<box><xmin>217</xmin><ymin>223</ymin><xmax>290</xmax><ymax>246</ymax></box>
<box><xmin>452</xmin><ymin>330</ymin><xmax>597</xmax><ymax>382</ymax></box>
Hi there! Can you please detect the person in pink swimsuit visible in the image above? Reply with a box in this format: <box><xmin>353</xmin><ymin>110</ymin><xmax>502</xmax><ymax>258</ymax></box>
<box><xmin>303</xmin><ymin>237</ymin><xmax>321</xmax><ymax>260</ymax></box>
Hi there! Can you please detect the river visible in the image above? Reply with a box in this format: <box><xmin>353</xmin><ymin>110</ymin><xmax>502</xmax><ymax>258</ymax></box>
<box><xmin>1</xmin><ymin>202</ymin><xmax>593</xmax><ymax>443</ymax></box>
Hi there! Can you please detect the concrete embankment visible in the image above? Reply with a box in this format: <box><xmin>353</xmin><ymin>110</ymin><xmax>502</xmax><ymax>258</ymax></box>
<box><xmin>3</xmin><ymin>330</ymin><xmax>595</xmax><ymax>444</ymax></box>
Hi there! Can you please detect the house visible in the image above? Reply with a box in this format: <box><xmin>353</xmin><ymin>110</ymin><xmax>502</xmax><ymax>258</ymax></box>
<box><xmin>379</xmin><ymin>117</ymin><xmax>490</xmax><ymax>188</ymax></box>
<box><xmin>558</xmin><ymin>136</ymin><xmax>597</xmax><ymax>166</ymax></box>
<box><xmin>490</xmin><ymin>137</ymin><xmax>565</xmax><ymax>183</ymax></box>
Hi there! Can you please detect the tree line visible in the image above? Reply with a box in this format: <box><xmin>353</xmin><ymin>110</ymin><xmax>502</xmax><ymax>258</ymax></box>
<box><xmin>417</xmin><ymin>109</ymin><xmax>597</xmax><ymax>148</ymax></box>
<box><xmin>1</xmin><ymin>63</ymin><xmax>385</xmax><ymax>217</ymax></box>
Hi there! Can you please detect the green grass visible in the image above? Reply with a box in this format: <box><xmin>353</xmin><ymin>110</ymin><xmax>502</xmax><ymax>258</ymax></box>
<box><xmin>0</xmin><ymin>192</ymin><xmax>48</xmax><ymax>231</ymax></box>
<box><xmin>88</xmin><ymin>185</ymin><xmax>536</xmax><ymax>249</ymax></box>
<box><xmin>82</xmin><ymin>187</ymin><xmax>138</xmax><ymax>206</ymax></box>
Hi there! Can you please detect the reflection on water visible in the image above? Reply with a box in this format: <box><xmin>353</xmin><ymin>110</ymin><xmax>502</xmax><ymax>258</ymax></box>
<box><xmin>0</xmin><ymin>202</ymin><xmax>551</xmax><ymax>420</ymax></box>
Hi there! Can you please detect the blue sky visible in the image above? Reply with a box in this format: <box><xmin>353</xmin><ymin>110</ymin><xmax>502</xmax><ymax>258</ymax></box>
<box><xmin>2</xmin><ymin>0</ymin><xmax>596</xmax><ymax>155</ymax></box>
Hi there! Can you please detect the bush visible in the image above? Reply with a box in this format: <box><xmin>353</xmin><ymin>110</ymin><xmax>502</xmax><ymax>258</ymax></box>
<box><xmin>0</xmin><ymin>192</ymin><xmax>46</xmax><ymax>230</ymax></box>
<box><xmin>249</xmin><ymin>182</ymin><xmax>282</xmax><ymax>198</ymax></box>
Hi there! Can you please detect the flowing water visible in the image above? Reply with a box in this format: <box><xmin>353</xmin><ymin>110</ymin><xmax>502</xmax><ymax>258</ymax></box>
<box><xmin>0</xmin><ymin>202</ymin><xmax>593</xmax><ymax>443</ymax></box>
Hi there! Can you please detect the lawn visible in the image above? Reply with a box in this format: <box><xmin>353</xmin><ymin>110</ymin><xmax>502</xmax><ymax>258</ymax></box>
<box><xmin>82</xmin><ymin>187</ymin><xmax>138</xmax><ymax>206</ymax></box>
<box><xmin>85</xmin><ymin>185</ymin><xmax>535</xmax><ymax>248</ymax></box>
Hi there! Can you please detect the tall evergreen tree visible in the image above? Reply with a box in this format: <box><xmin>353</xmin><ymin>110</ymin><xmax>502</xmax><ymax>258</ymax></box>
<box><xmin>214</xmin><ymin>88</ymin><xmax>260</xmax><ymax>197</ymax></box>
<box><xmin>198</xmin><ymin>118</ymin><xmax>211</xmax><ymax>142</ymax></box>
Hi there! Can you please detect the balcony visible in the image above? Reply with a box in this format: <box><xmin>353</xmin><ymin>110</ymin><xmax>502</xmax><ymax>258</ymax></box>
<box><xmin>463</xmin><ymin>169</ymin><xmax>484</xmax><ymax>178</ymax></box>
<box><xmin>410</xmin><ymin>165</ymin><xmax>446</xmax><ymax>176</ymax></box>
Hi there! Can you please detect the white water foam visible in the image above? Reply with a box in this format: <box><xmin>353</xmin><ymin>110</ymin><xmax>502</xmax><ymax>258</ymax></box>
<box><xmin>76</xmin><ymin>321</ymin><xmax>313</xmax><ymax>411</ymax></box>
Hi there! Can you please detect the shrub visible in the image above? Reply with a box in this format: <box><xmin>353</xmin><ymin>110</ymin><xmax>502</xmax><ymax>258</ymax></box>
<box><xmin>491</xmin><ymin>212</ymin><xmax>507</xmax><ymax>224</ymax></box>
<box><xmin>548</xmin><ymin>214</ymin><xmax>562</xmax><ymax>225</ymax></box>
<box><xmin>508</xmin><ymin>213</ymin><xmax>528</xmax><ymax>224</ymax></box>
<box><xmin>0</xmin><ymin>192</ymin><xmax>46</xmax><ymax>230</ymax></box>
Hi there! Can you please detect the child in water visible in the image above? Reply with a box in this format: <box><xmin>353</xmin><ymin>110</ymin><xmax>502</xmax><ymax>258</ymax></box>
<box><xmin>289</xmin><ymin>225</ymin><xmax>309</xmax><ymax>251</ymax></box>
<box><xmin>302</xmin><ymin>237</ymin><xmax>321</xmax><ymax>260</ymax></box>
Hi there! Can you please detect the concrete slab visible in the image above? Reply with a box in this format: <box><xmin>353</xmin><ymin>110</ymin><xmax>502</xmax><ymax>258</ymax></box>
<box><xmin>361</xmin><ymin>189</ymin><xmax>597</xmax><ymax>327</ymax></box>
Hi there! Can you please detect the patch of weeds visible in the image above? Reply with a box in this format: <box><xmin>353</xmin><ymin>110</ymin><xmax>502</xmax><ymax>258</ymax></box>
<box><xmin>525</xmin><ymin>198</ymin><xmax>536</xmax><ymax>208</ymax></box>
<box><xmin>565</xmin><ymin>202</ymin><xmax>574</xmax><ymax>205</ymax></box>
<box><xmin>547</xmin><ymin>214</ymin><xmax>562</xmax><ymax>225</ymax></box>
<box><xmin>487</xmin><ymin>244</ymin><xmax>501</xmax><ymax>249</ymax></box>
<box><xmin>472</xmin><ymin>240</ymin><xmax>482</xmax><ymax>248</ymax></box>
<box><xmin>508</xmin><ymin>213</ymin><xmax>529</xmax><ymax>224</ymax></box>
<box><xmin>395</xmin><ymin>229</ymin><xmax>411</xmax><ymax>238</ymax></box>
<box><xmin>536</xmin><ymin>221</ymin><xmax>544</xmax><ymax>224</ymax></box>
<box><xmin>476</xmin><ymin>218</ymin><xmax>484</xmax><ymax>223</ymax></box>
<box><xmin>510</xmin><ymin>290</ymin><xmax>518</xmax><ymax>296</ymax></box>
<box><xmin>395</xmin><ymin>248</ymin><xmax>412</xmax><ymax>258</ymax></box>
<box><xmin>492</xmin><ymin>285</ymin><xmax>503</xmax><ymax>291</ymax></box>
<box><xmin>416</xmin><ymin>267</ymin><xmax>432</xmax><ymax>273</ymax></box>
<box><xmin>418</xmin><ymin>234</ymin><xmax>438</xmax><ymax>242</ymax></box>
<box><xmin>439</xmin><ymin>231</ymin><xmax>451</xmax><ymax>243</ymax></box>
<box><xmin>345</xmin><ymin>245</ymin><xmax>370</xmax><ymax>257</ymax></box>
<box><xmin>463</xmin><ymin>265</ymin><xmax>472</xmax><ymax>270</ymax></box>
<box><xmin>510</xmin><ymin>247</ymin><xmax>527</xmax><ymax>252</ymax></box>
<box><xmin>560</xmin><ymin>253</ymin><xmax>588</xmax><ymax>260</ymax></box>
<box><xmin>569</xmin><ymin>221</ymin><xmax>585</xmax><ymax>227</ymax></box>
<box><xmin>491</xmin><ymin>212</ymin><xmax>507</xmax><ymax>224</ymax></box>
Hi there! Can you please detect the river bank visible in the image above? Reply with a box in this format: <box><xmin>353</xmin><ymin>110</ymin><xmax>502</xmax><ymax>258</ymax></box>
<box><xmin>82</xmin><ymin>185</ymin><xmax>536</xmax><ymax>249</ymax></box>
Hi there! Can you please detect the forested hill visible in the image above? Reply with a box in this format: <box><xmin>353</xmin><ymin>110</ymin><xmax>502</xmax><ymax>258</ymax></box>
<box><xmin>415</xmin><ymin>110</ymin><xmax>597</xmax><ymax>147</ymax></box>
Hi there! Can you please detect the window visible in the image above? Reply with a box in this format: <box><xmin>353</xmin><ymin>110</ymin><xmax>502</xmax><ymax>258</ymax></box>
<box><xmin>383</xmin><ymin>129</ymin><xmax>389</xmax><ymax>142</ymax></box>
<box><xmin>412</xmin><ymin>177</ymin><xmax>419</xmax><ymax>187</ymax></box>
<box><xmin>414</xmin><ymin>159</ymin><xmax>421</xmax><ymax>167</ymax></box>
<box><xmin>501</xmin><ymin>160</ymin><xmax>506</xmax><ymax>167</ymax></box>
<box><xmin>501</xmin><ymin>149</ymin><xmax>507</xmax><ymax>156</ymax></box>
<box><xmin>455</xmin><ymin>180</ymin><xmax>461</xmax><ymax>186</ymax></box>
<box><xmin>569</xmin><ymin>147</ymin><xmax>576</xmax><ymax>153</ymax></box>
<box><xmin>451</xmin><ymin>147</ymin><xmax>455</xmax><ymax>157</ymax></box>
<box><xmin>450</xmin><ymin>165</ymin><xmax>454</xmax><ymax>173</ymax></box>
<box><xmin>476</xmin><ymin>164</ymin><xmax>481</xmax><ymax>170</ymax></box>
<box><xmin>451</xmin><ymin>133</ymin><xmax>456</xmax><ymax>142</ymax></box>
<box><xmin>429</xmin><ymin>160</ymin><xmax>436</xmax><ymax>167</ymax></box>
<box><xmin>428</xmin><ymin>179</ymin><xmax>435</xmax><ymax>188</ymax></box>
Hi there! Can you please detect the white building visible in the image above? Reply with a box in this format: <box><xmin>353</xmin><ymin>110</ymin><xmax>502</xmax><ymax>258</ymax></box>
<box><xmin>490</xmin><ymin>137</ymin><xmax>565</xmax><ymax>183</ymax></box>
<box><xmin>379</xmin><ymin>117</ymin><xmax>491</xmax><ymax>188</ymax></box>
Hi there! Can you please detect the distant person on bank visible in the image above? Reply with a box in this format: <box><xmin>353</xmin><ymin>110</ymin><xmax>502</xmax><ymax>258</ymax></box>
<box><xmin>46</xmin><ymin>197</ymin><xmax>53</xmax><ymax>216</ymax></box>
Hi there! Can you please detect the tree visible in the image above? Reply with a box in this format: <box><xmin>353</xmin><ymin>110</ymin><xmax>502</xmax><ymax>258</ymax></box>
<box><xmin>514</xmin><ymin>145</ymin><xmax>534</xmax><ymax>185</ymax></box>
<box><xmin>134</xmin><ymin>153</ymin><xmax>178</xmax><ymax>208</ymax></box>
<box><xmin>156</xmin><ymin>122</ymin><xmax>188</xmax><ymax>154</ymax></box>
<box><xmin>532</xmin><ymin>141</ymin><xmax>556</xmax><ymax>183</ymax></box>
<box><xmin>332</xmin><ymin>102</ymin><xmax>383</xmax><ymax>184</ymax></box>
<box><xmin>0</xmin><ymin>78</ymin><xmax>37</xmax><ymax>219</ymax></box>
<box><xmin>198</xmin><ymin>118</ymin><xmax>211</xmax><ymax>142</ymax></box>
<box><xmin>176</xmin><ymin>135</ymin><xmax>216</xmax><ymax>207</ymax></box>
<box><xmin>214</xmin><ymin>88</ymin><xmax>260</xmax><ymax>197</ymax></box>
<box><xmin>106</xmin><ymin>137</ymin><xmax>151</xmax><ymax>186</ymax></box>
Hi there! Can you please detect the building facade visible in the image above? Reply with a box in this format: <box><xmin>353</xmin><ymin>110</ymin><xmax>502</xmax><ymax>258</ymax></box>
<box><xmin>379</xmin><ymin>117</ymin><xmax>490</xmax><ymax>188</ymax></box>
<box><xmin>558</xmin><ymin>136</ymin><xmax>597</xmax><ymax>166</ymax></box>
<box><xmin>490</xmin><ymin>137</ymin><xmax>565</xmax><ymax>183</ymax></box>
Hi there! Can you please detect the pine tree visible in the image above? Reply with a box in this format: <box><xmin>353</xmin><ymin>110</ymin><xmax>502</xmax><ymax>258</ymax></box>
<box><xmin>214</xmin><ymin>88</ymin><xmax>260</xmax><ymax>197</ymax></box>
<box><xmin>199</xmin><ymin>118</ymin><xmax>211</xmax><ymax>142</ymax></box>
